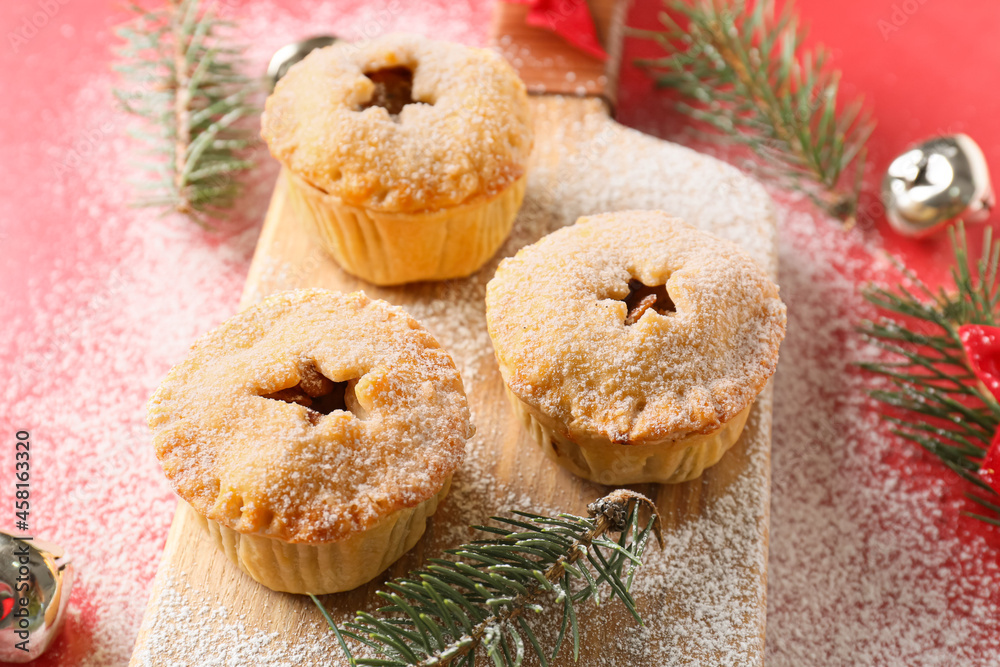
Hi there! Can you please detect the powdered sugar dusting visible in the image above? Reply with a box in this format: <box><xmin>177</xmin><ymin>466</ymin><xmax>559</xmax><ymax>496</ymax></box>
<box><xmin>136</xmin><ymin>385</ymin><xmax>771</xmax><ymax>665</ymax></box>
<box><xmin>135</xmin><ymin>92</ymin><xmax>777</xmax><ymax>665</ymax></box>
<box><xmin>766</xmin><ymin>205</ymin><xmax>1000</xmax><ymax>665</ymax></box>
<box><xmin>263</xmin><ymin>33</ymin><xmax>532</xmax><ymax>212</ymax></box>
<box><xmin>0</xmin><ymin>2</ymin><xmax>489</xmax><ymax>665</ymax></box>
<box><xmin>148</xmin><ymin>289</ymin><xmax>472</xmax><ymax>543</ymax></box>
<box><xmin>131</xmin><ymin>572</ymin><xmax>334</xmax><ymax>666</ymax></box>
<box><xmin>4</xmin><ymin>0</ymin><xmax>1000</xmax><ymax>665</ymax></box>
<box><xmin>485</xmin><ymin>211</ymin><xmax>785</xmax><ymax>445</ymax></box>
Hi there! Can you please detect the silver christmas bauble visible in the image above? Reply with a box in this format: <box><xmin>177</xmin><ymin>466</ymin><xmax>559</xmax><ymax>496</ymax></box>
<box><xmin>882</xmin><ymin>134</ymin><xmax>994</xmax><ymax>237</ymax></box>
<box><xmin>0</xmin><ymin>535</ymin><xmax>73</xmax><ymax>662</ymax></box>
<box><xmin>266</xmin><ymin>36</ymin><xmax>339</xmax><ymax>91</ymax></box>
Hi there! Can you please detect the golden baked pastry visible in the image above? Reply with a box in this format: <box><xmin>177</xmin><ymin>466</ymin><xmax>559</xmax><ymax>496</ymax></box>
<box><xmin>485</xmin><ymin>211</ymin><xmax>786</xmax><ymax>485</ymax></box>
<box><xmin>147</xmin><ymin>289</ymin><xmax>474</xmax><ymax>594</ymax></box>
<box><xmin>262</xmin><ymin>33</ymin><xmax>533</xmax><ymax>286</ymax></box>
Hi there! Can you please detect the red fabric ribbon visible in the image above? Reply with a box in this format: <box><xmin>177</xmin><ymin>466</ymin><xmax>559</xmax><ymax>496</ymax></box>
<box><xmin>508</xmin><ymin>0</ymin><xmax>608</xmax><ymax>60</ymax></box>
<box><xmin>958</xmin><ymin>324</ymin><xmax>1000</xmax><ymax>491</ymax></box>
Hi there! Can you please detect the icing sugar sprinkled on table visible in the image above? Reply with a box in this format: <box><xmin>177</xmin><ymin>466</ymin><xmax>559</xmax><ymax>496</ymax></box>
<box><xmin>3</xmin><ymin>1</ymin><xmax>1000</xmax><ymax>665</ymax></box>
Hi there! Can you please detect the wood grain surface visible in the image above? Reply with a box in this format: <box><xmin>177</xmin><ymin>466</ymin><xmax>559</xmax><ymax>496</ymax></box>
<box><xmin>130</xmin><ymin>3</ymin><xmax>778</xmax><ymax>664</ymax></box>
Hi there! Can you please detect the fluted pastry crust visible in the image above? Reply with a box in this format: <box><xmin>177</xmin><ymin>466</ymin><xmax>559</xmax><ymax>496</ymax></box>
<box><xmin>148</xmin><ymin>289</ymin><xmax>473</xmax><ymax>544</ymax></box>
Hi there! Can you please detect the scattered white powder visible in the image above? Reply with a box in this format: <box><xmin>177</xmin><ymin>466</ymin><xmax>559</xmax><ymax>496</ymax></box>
<box><xmin>484</xmin><ymin>211</ymin><xmax>785</xmax><ymax>445</ymax></box>
<box><xmin>134</xmin><ymin>405</ymin><xmax>772</xmax><ymax>665</ymax></box>
<box><xmin>765</xmin><ymin>205</ymin><xmax>1000</xmax><ymax>666</ymax></box>
<box><xmin>263</xmin><ymin>33</ymin><xmax>533</xmax><ymax>212</ymax></box>
<box><xmin>1</xmin><ymin>3</ymin><xmax>488</xmax><ymax>665</ymax></box>
<box><xmin>3</xmin><ymin>1</ymin><xmax>999</xmax><ymax>665</ymax></box>
<box><xmin>130</xmin><ymin>572</ymin><xmax>334</xmax><ymax>667</ymax></box>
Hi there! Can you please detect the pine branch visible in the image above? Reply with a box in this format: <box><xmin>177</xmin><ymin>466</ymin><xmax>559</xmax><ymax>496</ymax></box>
<box><xmin>632</xmin><ymin>0</ymin><xmax>874</xmax><ymax>224</ymax></box>
<box><xmin>114</xmin><ymin>0</ymin><xmax>256</xmax><ymax>226</ymax></box>
<box><xmin>859</xmin><ymin>222</ymin><xmax>1000</xmax><ymax>525</ymax></box>
<box><xmin>312</xmin><ymin>490</ymin><xmax>663</xmax><ymax>667</ymax></box>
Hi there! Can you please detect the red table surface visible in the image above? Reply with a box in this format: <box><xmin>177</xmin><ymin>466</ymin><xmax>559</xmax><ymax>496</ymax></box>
<box><xmin>1</xmin><ymin>0</ymin><xmax>999</xmax><ymax>665</ymax></box>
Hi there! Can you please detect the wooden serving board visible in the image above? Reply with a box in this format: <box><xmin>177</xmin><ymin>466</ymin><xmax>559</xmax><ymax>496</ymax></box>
<box><xmin>130</xmin><ymin>2</ymin><xmax>778</xmax><ymax>665</ymax></box>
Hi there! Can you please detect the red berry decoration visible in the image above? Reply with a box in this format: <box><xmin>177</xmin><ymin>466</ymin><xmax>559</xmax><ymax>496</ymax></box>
<box><xmin>959</xmin><ymin>324</ymin><xmax>1000</xmax><ymax>492</ymax></box>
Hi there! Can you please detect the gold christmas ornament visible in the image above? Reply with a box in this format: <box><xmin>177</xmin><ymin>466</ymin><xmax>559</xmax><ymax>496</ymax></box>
<box><xmin>0</xmin><ymin>534</ymin><xmax>73</xmax><ymax>662</ymax></box>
